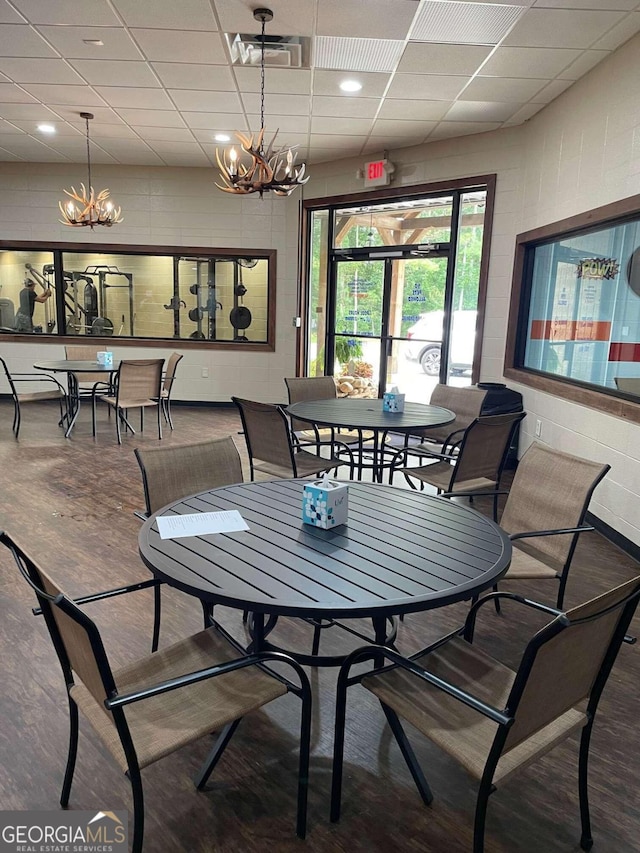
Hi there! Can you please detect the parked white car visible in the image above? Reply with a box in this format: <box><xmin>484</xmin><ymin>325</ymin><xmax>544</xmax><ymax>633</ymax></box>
<box><xmin>405</xmin><ymin>309</ymin><xmax>477</xmax><ymax>376</ymax></box>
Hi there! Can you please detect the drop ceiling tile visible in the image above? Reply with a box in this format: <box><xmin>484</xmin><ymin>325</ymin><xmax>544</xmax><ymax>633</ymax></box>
<box><xmin>69</xmin><ymin>60</ymin><xmax>159</xmax><ymax>88</ymax></box>
<box><xmin>233</xmin><ymin>66</ymin><xmax>311</xmax><ymax>96</ymax></box>
<box><xmin>590</xmin><ymin>12</ymin><xmax>640</xmax><ymax>50</ymax></box>
<box><xmin>155</xmin><ymin>149</ymin><xmax>212</xmax><ymax>167</ymax></box>
<box><xmin>310</xmin><ymin>116</ymin><xmax>373</xmax><ymax>135</ymax></box>
<box><xmin>0</xmin><ymin>2</ymin><xmax>27</xmax><ymax>24</ymax></box>
<box><xmin>557</xmin><ymin>50</ymin><xmax>610</xmax><ymax>79</ymax></box>
<box><xmin>21</xmin><ymin>84</ymin><xmax>108</xmax><ymax>107</ymax></box>
<box><xmin>371</xmin><ymin>118</ymin><xmax>438</xmax><ymax>136</ymax></box>
<box><xmin>152</xmin><ymin>62</ymin><xmax>234</xmax><ymax>91</ymax></box>
<box><xmin>0</xmin><ymin>103</ymin><xmax>60</xmax><ymax>120</ymax></box>
<box><xmin>241</xmin><ymin>92</ymin><xmax>311</xmax><ymax>116</ymax></box>
<box><xmin>503</xmin><ymin>9</ymin><xmax>627</xmax><ymax>49</ymax></box>
<box><xmin>130</xmin><ymin>29</ymin><xmax>226</xmax><ymax>64</ymax></box>
<box><xmin>411</xmin><ymin>1</ymin><xmax>526</xmax><ymax>44</ymax></box>
<box><xmin>361</xmin><ymin>134</ymin><xmax>429</xmax><ymax>152</ymax></box>
<box><xmin>311</xmin><ymin>96</ymin><xmax>380</xmax><ymax>119</ymax></box>
<box><xmin>169</xmin><ymin>89</ymin><xmax>242</xmax><ymax>113</ymax></box>
<box><xmin>0</xmin><ymin>146</ymin><xmax>25</xmax><ymax>161</ymax></box>
<box><xmin>314</xmin><ymin>37</ymin><xmax>405</xmax><ymax>73</ymax></box>
<box><xmin>386</xmin><ymin>73</ymin><xmax>469</xmax><ymax>101</ymax></box>
<box><xmin>53</xmin><ymin>105</ymin><xmax>125</xmax><ymax>123</ymax></box>
<box><xmin>0</xmin><ymin>24</ymin><xmax>57</xmax><ymax>57</ymax></box>
<box><xmin>100</xmin><ymin>145</ymin><xmax>164</xmax><ymax>165</ymax></box>
<box><xmin>0</xmin><ymin>83</ymin><xmax>37</xmax><ymax>103</ymax></box>
<box><xmin>377</xmin><ymin>99</ymin><xmax>450</xmax><ymax>121</ymax></box>
<box><xmin>444</xmin><ymin>100</ymin><xmax>522</xmax><ymax>122</ymax></box>
<box><xmin>397</xmin><ymin>43</ymin><xmax>492</xmax><ymax>75</ymax></box>
<box><xmin>181</xmin><ymin>112</ymin><xmax>248</xmax><ymax>131</ymax></box>
<box><xmin>36</xmin><ymin>26</ymin><xmax>142</xmax><ymax>61</ymax></box>
<box><xmin>147</xmin><ymin>140</ymin><xmax>207</xmax><ymax>156</ymax></box>
<box><xmin>11</xmin><ymin>0</ymin><xmax>121</xmax><ymax>26</ymax></box>
<box><xmin>112</xmin><ymin>0</ymin><xmax>218</xmax><ymax>31</ymax></box>
<box><xmin>15</xmin><ymin>119</ymin><xmax>78</xmax><ymax>135</ymax></box>
<box><xmin>312</xmin><ymin>69</ymin><xmax>391</xmax><ymax>98</ymax></box>
<box><xmin>462</xmin><ymin>77</ymin><xmax>549</xmax><ymax>102</ymax></box>
<box><xmin>309</xmin><ymin>133</ymin><xmax>370</xmax><ymax>148</ymax></box>
<box><xmin>246</xmin><ymin>114</ymin><xmax>310</xmax><ymax>134</ymax></box>
<box><xmin>129</xmin><ymin>125</ymin><xmax>196</xmax><ymax>142</ymax></box>
<box><xmin>191</xmin><ymin>127</ymin><xmax>235</xmax><ymax>143</ymax></box>
<box><xmin>317</xmin><ymin>0</ymin><xmax>417</xmax><ymax>39</ymax></box>
<box><xmin>215</xmin><ymin>0</ymin><xmax>316</xmax><ymax>38</ymax></box>
<box><xmin>479</xmin><ymin>46</ymin><xmax>582</xmax><ymax>77</ymax></box>
<box><xmin>534</xmin><ymin>0</ymin><xmax>636</xmax><ymax>9</ymax></box>
<box><xmin>427</xmin><ymin>121</ymin><xmax>502</xmax><ymax>140</ymax></box>
<box><xmin>114</xmin><ymin>108</ymin><xmax>187</xmax><ymax>127</ymax></box>
<box><xmin>0</xmin><ymin>58</ymin><xmax>85</xmax><ymax>84</ymax></box>
<box><xmin>73</xmin><ymin>123</ymin><xmax>138</xmax><ymax>139</ymax></box>
<box><xmin>0</xmin><ymin>135</ymin><xmax>68</xmax><ymax>159</ymax></box>
<box><xmin>529</xmin><ymin>78</ymin><xmax>573</xmax><ymax>102</ymax></box>
<box><xmin>503</xmin><ymin>102</ymin><xmax>546</xmax><ymax>125</ymax></box>
<box><xmin>308</xmin><ymin>148</ymin><xmax>349</xmax><ymax>164</ymax></box>
<box><xmin>95</xmin><ymin>86</ymin><xmax>174</xmax><ymax>110</ymax></box>
<box><xmin>46</xmin><ymin>137</ymin><xmax>114</xmax><ymax>160</ymax></box>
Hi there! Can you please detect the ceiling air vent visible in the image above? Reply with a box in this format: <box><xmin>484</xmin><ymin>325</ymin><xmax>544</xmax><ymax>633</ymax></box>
<box><xmin>226</xmin><ymin>32</ymin><xmax>308</xmax><ymax>68</ymax></box>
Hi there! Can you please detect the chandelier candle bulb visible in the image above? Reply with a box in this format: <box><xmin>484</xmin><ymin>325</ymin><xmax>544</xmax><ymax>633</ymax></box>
<box><xmin>302</xmin><ymin>473</ymin><xmax>349</xmax><ymax>530</ymax></box>
<box><xmin>383</xmin><ymin>386</ymin><xmax>405</xmax><ymax>413</ymax></box>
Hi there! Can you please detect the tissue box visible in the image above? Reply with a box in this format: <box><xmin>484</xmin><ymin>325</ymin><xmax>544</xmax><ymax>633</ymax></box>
<box><xmin>302</xmin><ymin>479</ymin><xmax>349</xmax><ymax>529</ymax></box>
<box><xmin>383</xmin><ymin>391</ymin><xmax>405</xmax><ymax>413</ymax></box>
<box><xmin>97</xmin><ymin>351</ymin><xmax>113</xmax><ymax>367</ymax></box>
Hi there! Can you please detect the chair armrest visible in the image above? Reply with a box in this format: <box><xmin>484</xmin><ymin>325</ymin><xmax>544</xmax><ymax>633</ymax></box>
<box><xmin>510</xmin><ymin>526</ymin><xmax>593</xmax><ymax>542</ymax></box>
<box><xmin>339</xmin><ymin>644</ymin><xmax>512</xmax><ymax>726</ymax></box>
<box><xmin>463</xmin><ymin>592</ymin><xmax>563</xmax><ymax>641</ymax></box>
<box><xmin>105</xmin><ymin>649</ymin><xmax>311</xmax><ymax>709</ymax></box>
<box><xmin>12</xmin><ymin>374</ymin><xmax>66</xmax><ymax>394</ymax></box>
<box><xmin>134</xmin><ymin>509</ymin><xmax>149</xmax><ymax>522</ymax></box>
<box><xmin>439</xmin><ymin>489</ymin><xmax>510</xmax><ymax>499</ymax></box>
<box><xmin>32</xmin><ymin>578</ymin><xmax>161</xmax><ymax>616</ymax></box>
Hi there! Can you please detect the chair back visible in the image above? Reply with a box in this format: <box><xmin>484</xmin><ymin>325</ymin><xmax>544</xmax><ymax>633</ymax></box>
<box><xmin>135</xmin><ymin>436</ymin><xmax>242</xmax><ymax>515</ymax></box>
<box><xmin>163</xmin><ymin>352</ymin><xmax>183</xmax><ymax>395</ymax></box>
<box><xmin>0</xmin><ymin>355</ymin><xmax>18</xmax><ymax>398</ymax></box>
<box><xmin>232</xmin><ymin>397</ymin><xmax>296</xmax><ymax>474</ymax></box>
<box><xmin>447</xmin><ymin>411</ymin><xmax>526</xmax><ymax>489</ymax></box>
<box><xmin>0</xmin><ymin>531</ymin><xmax>116</xmax><ymax>709</ymax></box>
<box><xmin>425</xmin><ymin>384</ymin><xmax>487</xmax><ymax>444</ymax></box>
<box><xmin>285</xmin><ymin>376</ymin><xmax>337</xmax><ymax>433</ymax></box>
<box><xmin>115</xmin><ymin>359</ymin><xmax>164</xmax><ymax>404</ymax></box>
<box><xmin>502</xmin><ymin>575</ymin><xmax>640</xmax><ymax>752</ymax></box>
<box><xmin>65</xmin><ymin>345</ymin><xmax>104</xmax><ymax>384</ymax></box>
<box><xmin>500</xmin><ymin>443</ymin><xmax>610</xmax><ymax>570</ymax></box>
<box><xmin>614</xmin><ymin>376</ymin><xmax>640</xmax><ymax>395</ymax></box>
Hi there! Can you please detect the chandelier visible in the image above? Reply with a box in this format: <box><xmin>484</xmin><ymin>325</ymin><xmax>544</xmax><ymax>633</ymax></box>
<box><xmin>59</xmin><ymin>112</ymin><xmax>122</xmax><ymax>228</ymax></box>
<box><xmin>215</xmin><ymin>8</ymin><xmax>309</xmax><ymax>197</ymax></box>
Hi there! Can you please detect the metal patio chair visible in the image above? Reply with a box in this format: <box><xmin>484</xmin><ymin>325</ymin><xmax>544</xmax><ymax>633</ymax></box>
<box><xmin>0</xmin><ymin>355</ymin><xmax>66</xmax><ymax>438</ymax></box>
<box><xmin>2</xmin><ymin>530</ymin><xmax>312</xmax><ymax>853</ymax></box>
<box><xmin>92</xmin><ymin>358</ymin><xmax>164</xmax><ymax>444</ymax></box>
<box><xmin>331</xmin><ymin>576</ymin><xmax>640</xmax><ymax>853</ymax></box>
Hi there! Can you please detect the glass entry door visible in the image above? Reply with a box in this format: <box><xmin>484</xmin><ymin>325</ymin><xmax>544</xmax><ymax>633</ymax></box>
<box><xmin>330</xmin><ymin>255</ymin><xmax>452</xmax><ymax>403</ymax></box>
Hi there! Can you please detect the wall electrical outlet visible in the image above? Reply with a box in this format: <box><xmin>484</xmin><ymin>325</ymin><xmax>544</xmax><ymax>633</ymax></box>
<box><xmin>535</xmin><ymin>419</ymin><xmax>542</xmax><ymax>437</ymax></box>
<box><xmin>201</xmin><ymin>367</ymin><xmax>209</xmax><ymax>378</ymax></box>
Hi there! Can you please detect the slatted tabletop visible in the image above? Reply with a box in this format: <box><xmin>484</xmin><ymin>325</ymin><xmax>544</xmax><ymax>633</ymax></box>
<box><xmin>286</xmin><ymin>398</ymin><xmax>455</xmax><ymax>433</ymax></box>
<box><xmin>139</xmin><ymin>479</ymin><xmax>511</xmax><ymax>621</ymax></box>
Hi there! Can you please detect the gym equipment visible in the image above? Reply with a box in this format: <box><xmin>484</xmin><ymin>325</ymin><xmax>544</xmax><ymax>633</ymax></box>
<box><xmin>163</xmin><ymin>257</ymin><xmax>185</xmax><ymax>338</ymax></box>
<box><xmin>230</xmin><ymin>259</ymin><xmax>254</xmax><ymax>341</ymax></box>
<box><xmin>85</xmin><ymin>266</ymin><xmax>134</xmax><ymax>337</ymax></box>
<box><xmin>24</xmin><ymin>263</ymin><xmax>56</xmax><ymax>333</ymax></box>
<box><xmin>182</xmin><ymin>257</ymin><xmax>222</xmax><ymax>341</ymax></box>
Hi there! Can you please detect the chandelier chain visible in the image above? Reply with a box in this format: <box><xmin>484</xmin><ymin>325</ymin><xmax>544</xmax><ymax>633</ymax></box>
<box><xmin>259</xmin><ymin>13</ymin><xmax>265</xmax><ymax>148</ymax></box>
<box><xmin>84</xmin><ymin>114</ymin><xmax>92</xmax><ymax>193</ymax></box>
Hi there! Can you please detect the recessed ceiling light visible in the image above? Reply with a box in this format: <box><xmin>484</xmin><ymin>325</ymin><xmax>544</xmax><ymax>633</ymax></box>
<box><xmin>83</xmin><ymin>39</ymin><xmax>104</xmax><ymax>46</ymax></box>
<box><xmin>37</xmin><ymin>123</ymin><xmax>55</xmax><ymax>134</ymax></box>
<box><xmin>339</xmin><ymin>80</ymin><xmax>362</xmax><ymax>93</ymax></box>
<box><xmin>214</xmin><ymin>133</ymin><xmax>231</xmax><ymax>142</ymax></box>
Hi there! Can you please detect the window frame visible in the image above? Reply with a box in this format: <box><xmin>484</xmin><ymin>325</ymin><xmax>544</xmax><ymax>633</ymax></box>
<box><xmin>0</xmin><ymin>239</ymin><xmax>277</xmax><ymax>351</ymax></box>
<box><xmin>505</xmin><ymin>192</ymin><xmax>640</xmax><ymax>425</ymax></box>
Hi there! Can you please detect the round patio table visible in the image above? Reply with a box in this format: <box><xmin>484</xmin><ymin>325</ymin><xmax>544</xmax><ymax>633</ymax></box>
<box><xmin>286</xmin><ymin>398</ymin><xmax>455</xmax><ymax>481</ymax></box>
<box><xmin>139</xmin><ymin>479</ymin><xmax>511</xmax><ymax>666</ymax></box>
<box><xmin>34</xmin><ymin>359</ymin><xmax>119</xmax><ymax>437</ymax></box>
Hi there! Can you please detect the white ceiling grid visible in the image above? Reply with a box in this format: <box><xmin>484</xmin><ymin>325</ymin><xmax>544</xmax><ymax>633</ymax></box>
<box><xmin>0</xmin><ymin>0</ymin><xmax>634</xmax><ymax>167</ymax></box>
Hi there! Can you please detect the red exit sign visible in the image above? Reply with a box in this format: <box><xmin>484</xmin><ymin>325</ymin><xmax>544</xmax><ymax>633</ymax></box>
<box><xmin>364</xmin><ymin>158</ymin><xmax>393</xmax><ymax>187</ymax></box>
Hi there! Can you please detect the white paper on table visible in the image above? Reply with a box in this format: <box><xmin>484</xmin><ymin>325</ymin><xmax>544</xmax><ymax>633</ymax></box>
<box><xmin>156</xmin><ymin>510</ymin><xmax>249</xmax><ymax>540</ymax></box>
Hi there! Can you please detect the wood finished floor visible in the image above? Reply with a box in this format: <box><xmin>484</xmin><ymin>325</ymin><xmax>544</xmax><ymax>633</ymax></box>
<box><xmin>0</xmin><ymin>398</ymin><xmax>639</xmax><ymax>853</ymax></box>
